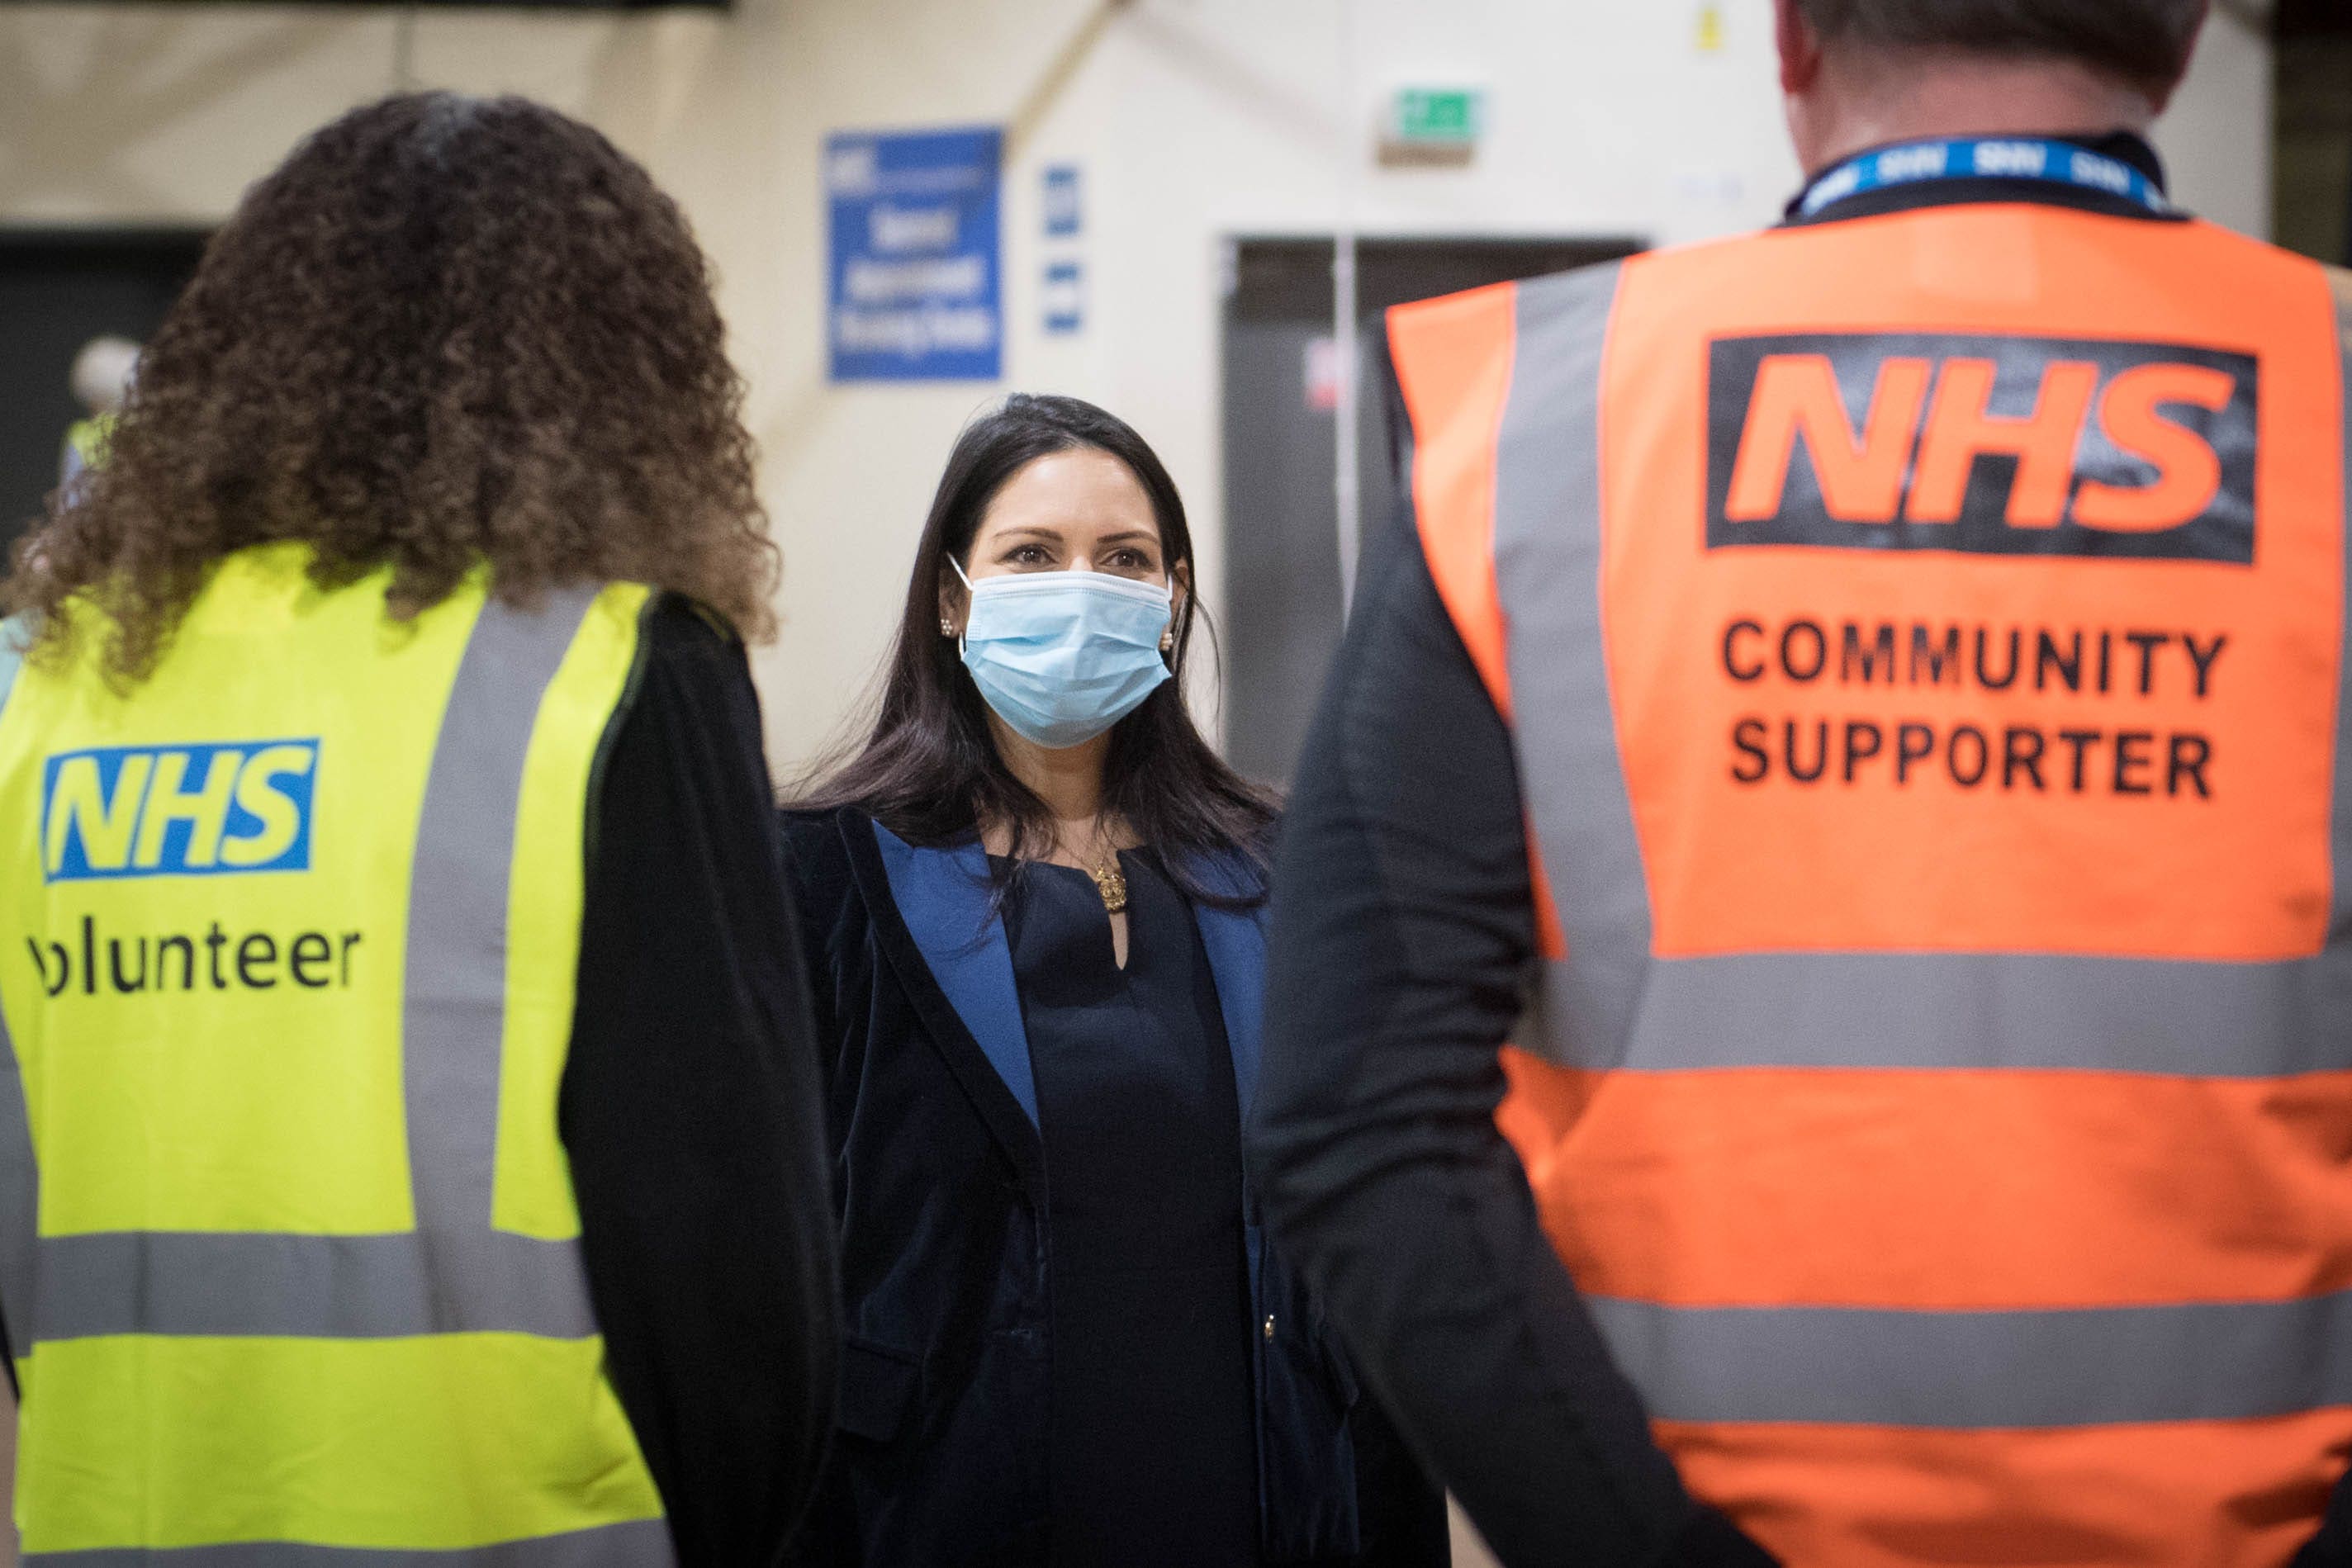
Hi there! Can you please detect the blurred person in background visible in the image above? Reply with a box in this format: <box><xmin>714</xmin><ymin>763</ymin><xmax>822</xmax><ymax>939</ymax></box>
<box><xmin>56</xmin><ymin>334</ymin><xmax>137</xmax><ymax>492</ymax></box>
<box><xmin>1253</xmin><ymin>1</ymin><xmax>2352</xmax><ymax>1565</ymax></box>
<box><xmin>779</xmin><ymin>393</ymin><xmax>1445</xmax><ymax>1568</ymax></box>
<box><xmin>0</xmin><ymin>92</ymin><xmax>835</xmax><ymax>1565</ymax></box>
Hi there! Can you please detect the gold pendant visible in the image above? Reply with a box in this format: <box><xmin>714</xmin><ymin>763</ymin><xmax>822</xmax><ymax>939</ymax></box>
<box><xmin>1088</xmin><ymin>857</ymin><xmax>1128</xmax><ymax>914</ymax></box>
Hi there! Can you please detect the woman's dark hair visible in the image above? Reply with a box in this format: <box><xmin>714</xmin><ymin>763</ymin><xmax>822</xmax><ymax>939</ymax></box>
<box><xmin>792</xmin><ymin>394</ymin><xmax>1278</xmax><ymax>903</ymax></box>
<box><xmin>12</xmin><ymin>91</ymin><xmax>778</xmax><ymax>683</ymax></box>
<box><xmin>1796</xmin><ymin>0</ymin><xmax>2203</xmax><ymax>92</ymax></box>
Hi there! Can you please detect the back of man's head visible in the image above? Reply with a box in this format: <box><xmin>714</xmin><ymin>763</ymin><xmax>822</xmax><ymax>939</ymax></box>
<box><xmin>1776</xmin><ymin>0</ymin><xmax>2210</xmax><ymax>176</ymax></box>
<box><xmin>1796</xmin><ymin>0</ymin><xmax>2206</xmax><ymax>96</ymax></box>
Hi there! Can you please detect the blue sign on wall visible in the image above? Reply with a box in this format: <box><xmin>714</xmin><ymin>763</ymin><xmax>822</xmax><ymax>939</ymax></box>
<box><xmin>827</xmin><ymin>126</ymin><xmax>1003</xmax><ymax>382</ymax></box>
<box><xmin>1042</xmin><ymin>261</ymin><xmax>1084</xmax><ymax>337</ymax></box>
<box><xmin>1042</xmin><ymin>165</ymin><xmax>1083</xmax><ymax>239</ymax></box>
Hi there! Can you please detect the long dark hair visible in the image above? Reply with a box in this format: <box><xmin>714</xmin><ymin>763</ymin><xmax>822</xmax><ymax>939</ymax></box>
<box><xmin>791</xmin><ymin>394</ymin><xmax>1277</xmax><ymax>903</ymax></box>
<box><xmin>13</xmin><ymin>92</ymin><xmax>776</xmax><ymax>684</ymax></box>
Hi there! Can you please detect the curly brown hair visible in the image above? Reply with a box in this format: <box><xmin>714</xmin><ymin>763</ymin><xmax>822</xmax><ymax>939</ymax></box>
<box><xmin>13</xmin><ymin>92</ymin><xmax>778</xmax><ymax>681</ymax></box>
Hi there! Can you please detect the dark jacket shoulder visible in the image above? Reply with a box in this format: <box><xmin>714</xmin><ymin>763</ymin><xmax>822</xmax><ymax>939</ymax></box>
<box><xmin>776</xmin><ymin>807</ymin><xmax>859</xmax><ymax>912</ymax></box>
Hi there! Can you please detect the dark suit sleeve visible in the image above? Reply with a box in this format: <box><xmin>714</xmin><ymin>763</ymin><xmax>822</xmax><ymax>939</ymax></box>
<box><xmin>561</xmin><ymin>599</ymin><xmax>839</xmax><ymax>1567</ymax></box>
<box><xmin>1247</xmin><ymin>368</ymin><xmax>1771</xmax><ymax>1568</ymax></box>
<box><xmin>2297</xmin><ymin>1480</ymin><xmax>2352</xmax><ymax>1566</ymax></box>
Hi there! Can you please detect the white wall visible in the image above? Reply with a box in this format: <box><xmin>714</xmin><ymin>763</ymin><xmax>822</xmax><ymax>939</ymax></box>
<box><xmin>0</xmin><ymin>0</ymin><xmax>2276</xmax><ymax>778</ymax></box>
<box><xmin>2155</xmin><ymin>4</ymin><xmax>2274</xmax><ymax>239</ymax></box>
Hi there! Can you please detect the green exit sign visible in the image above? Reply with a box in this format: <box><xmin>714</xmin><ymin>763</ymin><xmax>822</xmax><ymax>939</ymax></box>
<box><xmin>1389</xmin><ymin>87</ymin><xmax>1486</xmax><ymax>147</ymax></box>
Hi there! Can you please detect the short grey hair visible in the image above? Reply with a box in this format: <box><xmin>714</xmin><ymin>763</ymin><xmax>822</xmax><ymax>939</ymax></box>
<box><xmin>1796</xmin><ymin>0</ymin><xmax>2205</xmax><ymax>90</ymax></box>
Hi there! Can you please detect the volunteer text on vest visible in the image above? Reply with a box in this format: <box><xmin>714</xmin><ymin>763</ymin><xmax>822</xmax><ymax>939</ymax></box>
<box><xmin>32</xmin><ymin>739</ymin><xmax>358</xmax><ymax>996</ymax></box>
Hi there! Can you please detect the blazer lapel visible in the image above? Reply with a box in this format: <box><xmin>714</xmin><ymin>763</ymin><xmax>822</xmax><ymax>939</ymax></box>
<box><xmin>850</xmin><ymin>823</ymin><xmax>1268</xmax><ymax>1181</ymax></box>
<box><xmin>1186</xmin><ymin>855</ymin><xmax>1270</xmax><ymax>1125</ymax></box>
<box><xmin>850</xmin><ymin>818</ymin><xmax>1044</xmax><ymax>1185</ymax></box>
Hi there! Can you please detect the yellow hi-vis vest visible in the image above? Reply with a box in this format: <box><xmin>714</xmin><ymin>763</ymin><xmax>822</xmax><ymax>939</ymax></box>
<box><xmin>0</xmin><ymin>543</ymin><xmax>671</xmax><ymax>1563</ymax></box>
<box><xmin>64</xmin><ymin>415</ymin><xmax>114</xmax><ymax>473</ymax></box>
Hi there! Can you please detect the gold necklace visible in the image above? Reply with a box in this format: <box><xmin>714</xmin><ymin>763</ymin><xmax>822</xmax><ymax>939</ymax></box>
<box><xmin>1087</xmin><ymin>853</ymin><xmax>1128</xmax><ymax>914</ymax></box>
<box><xmin>1053</xmin><ymin>818</ymin><xmax>1127</xmax><ymax>914</ymax></box>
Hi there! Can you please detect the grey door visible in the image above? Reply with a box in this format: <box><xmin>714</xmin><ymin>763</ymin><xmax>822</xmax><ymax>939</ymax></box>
<box><xmin>1221</xmin><ymin>235</ymin><xmax>1641</xmax><ymax>789</ymax></box>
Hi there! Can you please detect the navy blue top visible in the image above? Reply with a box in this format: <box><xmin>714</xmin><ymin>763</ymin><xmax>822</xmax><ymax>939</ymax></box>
<box><xmin>1001</xmin><ymin>854</ymin><xmax>1259</xmax><ymax>1568</ymax></box>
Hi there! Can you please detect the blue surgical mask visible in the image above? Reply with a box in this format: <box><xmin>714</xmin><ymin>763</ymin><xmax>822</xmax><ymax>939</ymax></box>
<box><xmin>953</xmin><ymin>558</ymin><xmax>1174</xmax><ymax>750</ymax></box>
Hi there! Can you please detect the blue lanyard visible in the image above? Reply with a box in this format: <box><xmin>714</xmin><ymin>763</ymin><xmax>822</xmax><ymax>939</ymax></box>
<box><xmin>1797</xmin><ymin>137</ymin><xmax>2172</xmax><ymax>220</ymax></box>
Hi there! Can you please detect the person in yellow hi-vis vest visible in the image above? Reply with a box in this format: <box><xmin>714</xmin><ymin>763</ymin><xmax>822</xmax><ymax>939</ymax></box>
<box><xmin>56</xmin><ymin>335</ymin><xmax>137</xmax><ymax>495</ymax></box>
<box><xmin>0</xmin><ymin>94</ymin><xmax>838</xmax><ymax>1565</ymax></box>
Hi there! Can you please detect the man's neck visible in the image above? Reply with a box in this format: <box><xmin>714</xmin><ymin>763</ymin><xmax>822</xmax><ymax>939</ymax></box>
<box><xmin>1795</xmin><ymin>49</ymin><xmax>2160</xmax><ymax>178</ymax></box>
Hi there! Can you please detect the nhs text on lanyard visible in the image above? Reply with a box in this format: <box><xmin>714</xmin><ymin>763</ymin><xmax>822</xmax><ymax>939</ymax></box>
<box><xmin>1799</xmin><ymin>138</ymin><xmax>2172</xmax><ymax>220</ymax></box>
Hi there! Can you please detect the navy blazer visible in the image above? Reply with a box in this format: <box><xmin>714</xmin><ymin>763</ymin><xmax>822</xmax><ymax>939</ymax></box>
<box><xmin>777</xmin><ymin>806</ymin><xmax>1444</xmax><ymax>1568</ymax></box>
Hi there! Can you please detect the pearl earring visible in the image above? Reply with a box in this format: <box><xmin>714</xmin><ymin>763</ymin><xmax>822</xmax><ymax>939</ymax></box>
<box><xmin>1160</xmin><ymin>628</ymin><xmax>1174</xmax><ymax>653</ymax></box>
<box><xmin>941</xmin><ymin>618</ymin><xmax>956</xmax><ymax>637</ymax></box>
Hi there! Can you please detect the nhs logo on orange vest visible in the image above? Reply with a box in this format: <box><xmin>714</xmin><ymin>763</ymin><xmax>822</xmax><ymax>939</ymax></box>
<box><xmin>1705</xmin><ymin>332</ymin><xmax>2258</xmax><ymax>563</ymax></box>
<box><xmin>42</xmin><ymin>741</ymin><xmax>319</xmax><ymax>882</ymax></box>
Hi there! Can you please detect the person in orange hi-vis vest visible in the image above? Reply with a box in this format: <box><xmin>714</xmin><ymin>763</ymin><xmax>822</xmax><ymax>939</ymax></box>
<box><xmin>1249</xmin><ymin>2</ymin><xmax>2352</xmax><ymax>1565</ymax></box>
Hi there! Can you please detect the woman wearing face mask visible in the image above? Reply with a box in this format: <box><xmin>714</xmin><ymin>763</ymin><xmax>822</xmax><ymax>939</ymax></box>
<box><xmin>780</xmin><ymin>395</ymin><xmax>1446</xmax><ymax>1568</ymax></box>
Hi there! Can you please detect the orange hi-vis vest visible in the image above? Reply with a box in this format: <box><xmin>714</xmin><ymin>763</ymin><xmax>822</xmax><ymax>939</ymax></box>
<box><xmin>1388</xmin><ymin>203</ymin><xmax>2352</xmax><ymax>1566</ymax></box>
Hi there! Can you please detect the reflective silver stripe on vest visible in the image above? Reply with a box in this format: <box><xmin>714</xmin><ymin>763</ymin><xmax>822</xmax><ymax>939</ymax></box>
<box><xmin>1590</xmin><ymin>1290</ymin><xmax>2352</xmax><ymax>1428</ymax></box>
<box><xmin>1577</xmin><ymin>948</ymin><xmax>2352</xmax><ymax>1077</ymax></box>
<box><xmin>1490</xmin><ymin>265</ymin><xmax>1656</xmax><ymax>1072</ymax></box>
<box><xmin>24</xmin><ymin>1518</ymin><xmax>673</xmax><ymax>1566</ymax></box>
<box><xmin>21</xmin><ymin>586</ymin><xmax>605</xmax><ymax>1346</ymax></box>
<box><xmin>33</xmin><ymin>1229</ymin><xmax>590</xmax><ymax>1340</ymax></box>
<box><xmin>0</xmin><ymin>616</ymin><xmax>36</xmax><ymax>1356</ymax></box>
<box><xmin>400</xmin><ymin>585</ymin><xmax>602</xmax><ymax>1340</ymax></box>
<box><xmin>0</xmin><ymin>1000</ymin><xmax>36</xmax><ymax>1359</ymax></box>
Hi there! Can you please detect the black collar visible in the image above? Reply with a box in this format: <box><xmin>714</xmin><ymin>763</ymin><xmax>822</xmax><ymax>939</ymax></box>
<box><xmin>1785</xmin><ymin>130</ymin><xmax>2179</xmax><ymax>227</ymax></box>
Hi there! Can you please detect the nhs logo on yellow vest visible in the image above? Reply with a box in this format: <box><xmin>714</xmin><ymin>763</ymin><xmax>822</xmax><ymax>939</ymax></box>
<box><xmin>41</xmin><ymin>741</ymin><xmax>319</xmax><ymax>882</ymax></box>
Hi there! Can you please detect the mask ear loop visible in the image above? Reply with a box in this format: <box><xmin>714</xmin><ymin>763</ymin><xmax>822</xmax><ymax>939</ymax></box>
<box><xmin>1161</xmin><ymin>571</ymin><xmax>1180</xmax><ymax>658</ymax></box>
<box><xmin>948</xmin><ymin>554</ymin><xmax>974</xmax><ymax>656</ymax></box>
